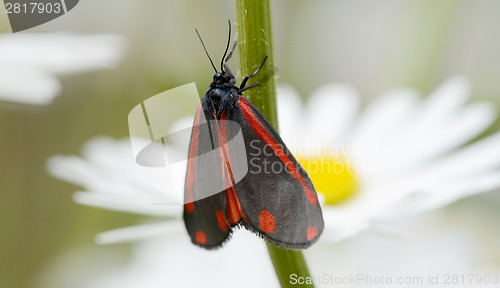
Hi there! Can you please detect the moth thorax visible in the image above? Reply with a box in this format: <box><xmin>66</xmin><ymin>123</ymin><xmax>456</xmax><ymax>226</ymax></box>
<box><xmin>208</xmin><ymin>88</ymin><xmax>224</xmax><ymax>101</ymax></box>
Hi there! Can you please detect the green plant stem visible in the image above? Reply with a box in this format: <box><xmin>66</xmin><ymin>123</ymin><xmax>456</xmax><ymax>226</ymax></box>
<box><xmin>266</xmin><ymin>245</ymin><xmax>314</xmax><ymax>286</ymax></box>
<box><xmin>236</xmin><ymin>1</ymin><xmax>315</xmax><ymax>287</ymax></box>
<box><xmin>236</xmin><ymin>0</ymin><xmax>278</xmax><ymax>130</ymax></box>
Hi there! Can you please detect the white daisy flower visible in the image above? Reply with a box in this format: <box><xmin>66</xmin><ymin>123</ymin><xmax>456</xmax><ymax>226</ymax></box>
<box><xmin>41</xmin><ymin>196</ymin><xmax>500</xmax><ymax>288</ymax></box>
<box><xmin>78</xmin><ymin>230</ymin><xmax>277</xmax><ymax>288</ymax></box>
<box><xmin>309</xmin><ymin>203</ymin><xmax>500</xmax><ymax>287</ymax></box>
<box><xmin>278</xmin><ymin>77</ymin><xmax>500</xmax><ymax>242</ymax></box>
<box><xmin>47</xmin><ymin>78</ymin><xmax>500</xmax><ymax>245</ymax></box>
<box><xmin>0</xmin><ymin>33</ymin><xmax>125</xmax><ymax>105</ymax></box>
<box><xmin>47</xmin><ymin>136</ymin><xmax>183</xmax><ymax>244</ymax></box>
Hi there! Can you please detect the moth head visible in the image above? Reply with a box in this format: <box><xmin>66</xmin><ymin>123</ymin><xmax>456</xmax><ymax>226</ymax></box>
<box><xmin>213</xmin><ymin>71</ymin><xmax>232</xmax><ymax>84</ymax></box>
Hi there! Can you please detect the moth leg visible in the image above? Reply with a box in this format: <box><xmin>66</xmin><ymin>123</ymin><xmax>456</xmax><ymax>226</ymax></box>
<box><xmin>239</xmin><ymin>56</ymin><xmax>268</xmax><ymax>90</ymax></box>
<box><xmin>238</xmin><ymin>82</ymin><xmax>260</xmax><ymax>93</ymax></box>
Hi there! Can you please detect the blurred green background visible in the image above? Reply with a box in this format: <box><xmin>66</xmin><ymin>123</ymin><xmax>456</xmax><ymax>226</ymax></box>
<box><xmin>1</xmin><ymin>1</ymin><xmax>500</xmax><ymax>287</ymax></box>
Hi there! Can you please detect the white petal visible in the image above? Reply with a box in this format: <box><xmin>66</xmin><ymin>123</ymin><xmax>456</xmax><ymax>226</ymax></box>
<box><xmin>416</xmin><ymin>131</ymin><xmax>500</xmax><ymax>180</ymax></box>
<box><xmin>95</xmin><ymin>221</ymin><xmax>184</xmax><ymax>244</ymax></box>
<box><xmin>0</xmin><ymin>64</ymin><xmax>60</xmax><ymax>105</ymax></box>
<box><xmin>320</xmin><ymin>172</ymin><xmax>450</xmax><ymax>242</ymax></box>
<box><xmin>306</xmin><ymin>84</ymin><xmax>360</xmax><ymax>143</ymax></box>
<box><xmin>418</xmin><ymin>77</ymin><xmax>471</xmax><ymax>123</ymax></box>
<box><xmin>90</xmin><ymin>230</ymin><xmax>276</xmax><ymax>288</ymax></box>
<box><xmin>373</xmin><ymin>103</ymin><xmax>495</xmax><ymax>184</ymax></box>
<box><xmin>277</xmin><ymin>85</ymin><xmax>304</xmax><ymax>147</ymax></box>
<box><xmin>351</xmin><ymin>88</ymin><xmax>420</xmax><ymax>145</ymax></box>
<box><xmin>392</xmin><ymin>77</ymin><xmax>471</xmax><ymax>152</ymax></box>
<box><xmin>320</xmin><ymin>182</ymin><xmax>403</xmax><ymax>242</ymax></box>
<box><xmin>321</xmin><ymin>164</ymin><xmax>500</xmax><ymax>242</ymax></box>
<box><xmin>48</xmin><ymin>155</ymin><xmax>164</xmax><ymax>200</ymax></box>
<box><xmin>321</xmin><ymin>209</ymin><xmax>371</xmax><ymax>242</ymax></box>
<box><xmin>82</xmin><ymin>137</ymin><xmax>180</xmax><ymax>199</ymax></box>
<box><xmin>350</xmin><ymin>88</ymin><xmax>420</xmax><ymax>177</ymax></box>
<box><xmin>48</xmin><ymin>155</ymin><xmax>107</xmax><ymax>190</ymax></box>
<box><xmin>354</xmin><ymin>128</ymin><xmax>500</xmax><ymax>221</ymax></box>
<box><xmin>311</xmin><ymin>210</ymin><xmax>488</xmax><ymax>277</ymax></box>
<box><xmin>47</xmin><ymin>137</ymin><xmax>184</xmax><ymax>203</ymax></box>
<box><xmin>73</xmin><ymin>191</ymin><xmax>181</xmax><ymax>217</ymax></box>
<box><xmin>0</xmin><ymin>33</ymin><xmax>126</xmax><ymax>74</ymax></box>
<box><xmin>426</xmin><ymin>102</ymin><xmax>496</xmax><ymax>154</ymax></box>
<box><xmin>379</xmin><ymin>171</ymin><xmax>500</xmax><ymax>218</ymax></box>
<box><xmin>0</xmin><ymin>33</ymin><xmax>125</xmax><ymax>105</ymax></box>
<box><xmin>361</xmin><ymin>78</ymin><xmax>497</xmax><ymax>183</ymax></box>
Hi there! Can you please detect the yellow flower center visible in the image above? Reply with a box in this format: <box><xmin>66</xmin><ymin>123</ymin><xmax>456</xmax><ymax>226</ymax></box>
<box><xmin>298</xmin><ymin>155</ymin><xmax>358</xmax><ymax>205</ymax></box>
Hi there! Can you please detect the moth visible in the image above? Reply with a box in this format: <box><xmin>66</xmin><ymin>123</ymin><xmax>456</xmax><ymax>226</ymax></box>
<box><xmin>184</xmin><ymin>21</ymin><xmax>323</xmax><ymax>249</ymax></box>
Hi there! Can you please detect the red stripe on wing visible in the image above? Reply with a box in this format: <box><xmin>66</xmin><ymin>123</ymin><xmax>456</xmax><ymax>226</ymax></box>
<box><xmin>215</xmin><ymin>112</ymin><xmax>244</xmax><ymax>225</ymax></box>
<box><xmin>185</xmin><ymin>104</ymin><xmax>202</xmax><ymax>213</ymax></box>
<box><xmin>238</xmin><ymin>97</ymin><xmax>318</xmax><ymax>205</ymax></box>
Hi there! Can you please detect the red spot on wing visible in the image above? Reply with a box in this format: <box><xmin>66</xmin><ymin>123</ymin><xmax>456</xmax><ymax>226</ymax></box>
<box><xmin>238</xmin><ymin>98</ymin><xmax>318</xmax><ymax>205</ymax></box>
<box><xmin>259</xmin><ymin>210</ymin><xmax>276</xmax><ymax>233</ymax></box>
<box><xmin>184</xmin><ymin>203</ymin><xmax>194</xmax><ymax>213</ymax></box>
<box><xmin>307</xmin><ymin>226</ymin><xmax>318</xmax><ymax>240</ymax></box>
<box><xmin>216</xmin><ymin>209</ymin><xmax>228</xmax><ymax>232</ymax></box>
<box><xmin>185</xmin><ymin>104</ymin><xmax>202</xmax><ymax>213</ymax></box>
<box><xmin>195</xmin><ymin>230</ymin><xmax>207</xmax><ymax>245</ymax></box>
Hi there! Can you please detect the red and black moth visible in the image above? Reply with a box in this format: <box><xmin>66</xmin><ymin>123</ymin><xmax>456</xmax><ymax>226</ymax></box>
<box><xmin>184</xmin><ymin>22</ymin><xmax>324</xmax><ymax>249</ymax></box>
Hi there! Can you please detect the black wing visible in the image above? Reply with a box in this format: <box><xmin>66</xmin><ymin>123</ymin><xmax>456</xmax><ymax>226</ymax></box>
<box><xmin>227</xmin><ymin>97</ymin><xmax>324</xmax><ymax>249</ymax></box>
<box><xmin>183</xmin><ymin>104</ymin><xmax>233</xmax><ymax>249</ymax></box>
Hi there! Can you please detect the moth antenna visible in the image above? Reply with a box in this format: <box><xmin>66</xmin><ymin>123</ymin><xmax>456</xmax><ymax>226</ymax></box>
<box><xmin>195</xmin><ymin>28</ymin><xmax>217</xmax><ymax>73</ymax></box>
<box><xmin>220</xmin><ymin>20</ymin><xmax>231</xmax><ymax>73</ymax></box>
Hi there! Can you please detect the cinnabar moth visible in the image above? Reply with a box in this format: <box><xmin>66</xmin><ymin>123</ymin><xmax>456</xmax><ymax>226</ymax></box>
<box><xmin>184</xmin><ymin>21</ymin><xmax>324</xmax><ymax>249</ymax></box>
